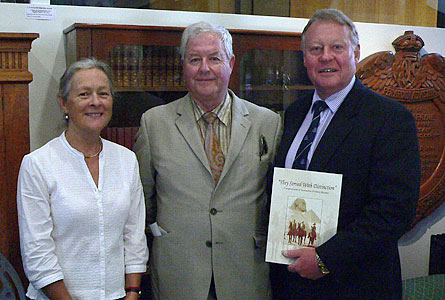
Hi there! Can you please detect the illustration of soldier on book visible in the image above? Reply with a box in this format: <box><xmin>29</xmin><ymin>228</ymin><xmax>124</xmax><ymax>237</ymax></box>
<box><xmin>283</xmin><ymin>197</ymin><xmax>322</xmax><ymax>249</ymax></box>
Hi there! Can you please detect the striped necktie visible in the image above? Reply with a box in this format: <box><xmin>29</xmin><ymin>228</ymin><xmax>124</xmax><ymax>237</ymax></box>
<box><xmin>292</xmin><ymin>100</ymin><xmax>328</xmax><ymax>170</ymax></box>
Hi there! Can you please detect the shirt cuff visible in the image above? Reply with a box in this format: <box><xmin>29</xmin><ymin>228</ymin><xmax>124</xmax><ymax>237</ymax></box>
<box><xmin>125</xmin><ymin>264</ymin><xmax>147</xmax><ymax>274</ymax></box>
<box><xmin>32</xmin><ymin>272</ymin><xmax>65</xmax><ymax>290</ymax></box>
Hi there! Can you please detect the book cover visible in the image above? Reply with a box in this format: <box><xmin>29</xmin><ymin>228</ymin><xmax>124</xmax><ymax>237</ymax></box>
<box><xmin>266</xmin><ymin>167</ymin><xmax>342</xmax><ymax>264</ymax></box>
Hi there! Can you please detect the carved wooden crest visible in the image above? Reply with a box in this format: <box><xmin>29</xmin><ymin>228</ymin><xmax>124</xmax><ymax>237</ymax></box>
<box><xmin>356</xmin><ymin>31</ymin><xmax>445</xmax><ymax>226</ymax></box>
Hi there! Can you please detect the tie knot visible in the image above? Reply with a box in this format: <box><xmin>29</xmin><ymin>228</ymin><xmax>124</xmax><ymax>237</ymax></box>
<box><xmin>203</xmin><ymin>112</ymin><xmax>218</xmax><ymax>125</ymax></box>
<box><xmin>312</xmin><ymin>100</ymin><xmax>328</xmax><ymax>116</ymax></box>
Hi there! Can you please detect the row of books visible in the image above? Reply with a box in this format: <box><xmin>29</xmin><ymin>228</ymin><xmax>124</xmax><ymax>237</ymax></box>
<box><xmin>101</xmin><ymin>126</ymin><xmax>139</xmax><ymax>150</ymax></box>
<box><xmin>108</xmin><ymin>45</ymin><xmax>186</xmax><ymax>88</ymax></box>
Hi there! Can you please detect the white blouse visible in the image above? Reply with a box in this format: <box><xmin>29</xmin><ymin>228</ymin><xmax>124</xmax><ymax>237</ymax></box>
<box><xmin>17</xmin><ymin>133</ymin><xmax>148</xmax><ymax>300</ymax></box>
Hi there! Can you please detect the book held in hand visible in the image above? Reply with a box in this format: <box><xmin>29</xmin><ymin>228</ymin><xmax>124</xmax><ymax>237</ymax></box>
<box><xmin>266</xmin><ymin>167</ymin><xmax>342</xmax><ymax>264</ymax></box>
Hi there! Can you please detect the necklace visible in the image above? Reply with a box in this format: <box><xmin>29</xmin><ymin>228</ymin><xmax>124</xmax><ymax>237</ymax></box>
<box><xmin>84</xmin><ymin>142</ymin><xmax>102</xmax><ymax>159</ymax></box>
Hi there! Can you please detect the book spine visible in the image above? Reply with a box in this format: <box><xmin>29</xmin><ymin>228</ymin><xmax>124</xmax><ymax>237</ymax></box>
<box><xmin>152</xmin><ymin>46</ymin><xmax>160</xmax><ymax>87</ymax></box>
<box><xmin>173</xmin><ymin>46</ymin><xmax>183</xmax><ymax>87</ymax></box>
<box><xmin>129</xmin><ymin>45</ymin><xmax>141</xmax><ymax>87</ymax></box>
<box><xmin>159</xmin><ymin>46</ymin><xmax>168</xmax><ymax>86</ymax></box>
<box><xmin>141</xmin><ymin>46</ymin><xmax>152</xmax><ymax>87</ymax></box>
<box><xmin>122</xmin><ymin>45</ymin><xmax>131</xmax><ymax>87</ymax></box>
<box><xmin>111</xmin><ymin>45</ymin><xmax>123</xmax><ymax>87</ymax></box>
<box><xmin>166</xmin><ymin>47</ymin><xmax>174</xmax><ymax>87</ymax></box>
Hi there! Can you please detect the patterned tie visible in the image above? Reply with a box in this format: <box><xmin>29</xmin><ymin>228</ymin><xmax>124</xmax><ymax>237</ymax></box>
<box><xmin>292</xmin><ymin>100</ymin><xmax>328</xmax><ymax>170</ymax></box>
<box><xmin>203</xmin><ymin>112</ymin><xmax>225</xmax><ymax>183</ymax></box>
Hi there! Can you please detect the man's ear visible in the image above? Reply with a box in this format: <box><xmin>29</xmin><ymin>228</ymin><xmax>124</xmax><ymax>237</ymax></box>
<box><xmin>229</xmin><ymin>55</ymin><xmax>235</xmax><ymax>70</ymax></box>
<box><xmin>354</xmin><ymin>44</ymin><xmax>361</xmax><ymax>63</ymax></box>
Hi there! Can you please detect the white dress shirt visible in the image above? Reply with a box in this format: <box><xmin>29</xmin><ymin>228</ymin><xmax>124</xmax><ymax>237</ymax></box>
<box><xmin>285</xmin><ymin>77</ymin><xmax>356</xmax><ymax>169</ymax></box>
<box><xmin>17</xmin><ymin>132</ymin><xmax>148</xmax><ymax>300</ymax></box>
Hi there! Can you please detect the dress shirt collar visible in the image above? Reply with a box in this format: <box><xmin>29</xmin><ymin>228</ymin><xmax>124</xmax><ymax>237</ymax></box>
<box><xmin>312</xmin><ymin>76</ymin><xmax>356</xmax><ymax>114</ymax></box>
<box><xmin>191</xmin><ymin>92</ymin><xmax>232</xmax><ymax>126</ymax></box>
<box><xmin>60</xmin><ymin>131</ymin><xmax>104</xmax><ymax>159</ymax></box>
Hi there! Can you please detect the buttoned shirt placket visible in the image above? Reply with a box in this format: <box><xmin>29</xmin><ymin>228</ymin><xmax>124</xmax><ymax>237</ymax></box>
<box><xmin>96</xmin><ymin>185</ymin><xmax>106</xmax><ymax>300</ymax></box>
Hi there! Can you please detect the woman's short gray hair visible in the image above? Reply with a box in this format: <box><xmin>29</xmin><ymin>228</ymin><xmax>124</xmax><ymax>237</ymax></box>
<box><xmin>180</xmin><ymin>21</ymin><xmax>234</xmax><ymax>61</ymax></box>
<box><xmin>58</xmin><ymin>57</ymin><xmax>115</xmax><ymax>102</ymax></box>
<box><xmin>302</xmin><ymin>8</ymin><xmax>359</xmax><ymax>52</ymax></box>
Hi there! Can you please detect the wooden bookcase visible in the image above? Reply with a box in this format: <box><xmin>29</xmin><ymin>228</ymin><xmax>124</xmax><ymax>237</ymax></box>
<box><xmin>64</xmin><ymin>23</ymin><xmax>312</xmax><ymax>149</ymax></box>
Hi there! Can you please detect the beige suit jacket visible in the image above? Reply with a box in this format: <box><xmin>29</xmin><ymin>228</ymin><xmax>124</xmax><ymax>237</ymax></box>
<box><xmin>134</xmin><ymin>91</ymin><xmax>282</xmax><ymax>300</ymax></box>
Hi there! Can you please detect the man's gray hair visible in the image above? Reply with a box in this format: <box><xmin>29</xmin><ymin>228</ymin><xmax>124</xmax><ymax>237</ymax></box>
<box><xmin>58</xmin><ymin>57</ymin><xmax>115</xmax><ymax>102</ymax></box>
<box><xmin>302</xmin><ymin>8</ymin><xmax>359</xmax><ymax>51</ymax></box>
<box><xmin>180</xmin><ymin>21</ymin><xmax>234</xmax><ymax>61</ymax></box>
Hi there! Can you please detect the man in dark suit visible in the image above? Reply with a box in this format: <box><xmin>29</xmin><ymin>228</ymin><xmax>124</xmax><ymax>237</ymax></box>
<box><xmin>269</xmin><ymin>8</ymin><xmax>421</xmax><ymax>300</ymax></box>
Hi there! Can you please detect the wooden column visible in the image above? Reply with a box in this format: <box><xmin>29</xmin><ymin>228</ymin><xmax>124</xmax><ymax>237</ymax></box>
<box><xmin>0</xmin><ymin>32</ymin><xmax>38</xmax><ymax>283</ymax></box>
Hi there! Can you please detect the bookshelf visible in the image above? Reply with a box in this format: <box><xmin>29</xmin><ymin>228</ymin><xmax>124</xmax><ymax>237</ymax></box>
<box><xmin>63</xmin><ymin>23</ymin><xmax>312</xmax><ymax>148</ymax></box>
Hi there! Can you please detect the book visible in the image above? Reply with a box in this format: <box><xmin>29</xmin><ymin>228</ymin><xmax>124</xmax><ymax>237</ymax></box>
<box><xmin>109</xmin><ymin>45</ymin><xmax>123</xmax><ymax>87</ymax></box>
<box><xmin>128</xmin><ymin>45</ymin><xmax>142</xmax><ymax>87</ymax></box>
<box><xmin>173</xmin><ymin>46</ymin><xmax>183</xmax><ymax>87</ymax></box>
<box><xmin>101</xmin><ymin>126</ymin><xmax>139</xmax><ymax>150</ymax></box>
<box><xmin>266</xmin><ymin>167</ymin><xmax>342</xmax><ymax>265</ymax></box>
<box><xmin>141</xmin><ymin>46</ymin><xmax>152</xmax><ymax>87</ymax></box>
<box><xmin>121</xmin><ymin>45</ymin><xmax>132</xmax><ymax>87</ymax></box>
<box><xmin>166</xmin><ymin>46</ymin><xmax>174</xmax><ymax>87</ymax></box>
<box><xmin>152</xmin><ymin>46</ymin><xmax>160</xmax><ymax>87</ymax></box>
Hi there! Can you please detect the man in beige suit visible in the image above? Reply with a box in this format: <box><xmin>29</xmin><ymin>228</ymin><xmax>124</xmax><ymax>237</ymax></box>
<box><xmin>134</xmin><ymin>21</ymin><xmax>281</xmax><ymax>300</ymax></box>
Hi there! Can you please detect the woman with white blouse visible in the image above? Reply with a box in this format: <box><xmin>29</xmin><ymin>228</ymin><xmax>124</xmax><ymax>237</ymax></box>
<box><xmin>17</xmin><ymin>58</ymin><xmax>148</xmax><ymax>300</ymax></box>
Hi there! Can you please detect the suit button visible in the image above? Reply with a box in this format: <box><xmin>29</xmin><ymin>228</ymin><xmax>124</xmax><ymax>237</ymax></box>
<box><xmin>210</xmin><ymin>208</ymin><xmax>217</xmax><ymax>215</ymax></box>
<box><xmin>206</xmin><ymin>240</ymin><xmax>212</xmax><ymax>247</ymax></box>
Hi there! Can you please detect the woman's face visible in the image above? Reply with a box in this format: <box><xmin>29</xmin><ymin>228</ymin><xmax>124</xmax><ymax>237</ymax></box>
<box><xmin>59</xmin><ymin>68</ymin><xmax>113</xmax><ymax>137</ymax></box>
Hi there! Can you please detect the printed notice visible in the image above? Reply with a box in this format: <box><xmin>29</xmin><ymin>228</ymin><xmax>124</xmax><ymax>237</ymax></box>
<box><xmin>26</xmin><ymin>5</ymin><xmax>56</xmax><ymax>21</ymax></box>
<box><xmin>266</xmin><ymin>167</ymin><xmax>342</xmax><ymax>264</ymax></box>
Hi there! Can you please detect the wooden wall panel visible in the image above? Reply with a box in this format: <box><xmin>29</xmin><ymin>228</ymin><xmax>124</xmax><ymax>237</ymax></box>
<box><xmin>149</xmin><ymin>0</ymin><xmax>236</xmax><ymax>13</ymax></box>
<box><xmin>290</xmin><ymin>0</ymin><xmax>438</xmax><ymax>27</ymax></box>
<box><xmin>114</xmin><ymin>0</ymin><xmax>440</xmax><ymax>27</ymax></box>
<box><xmin>253</xmin><ymin>0</ymin><xmax>289</xmax><ymax>17</ymax></box>
<box><xmin>290</xmin><ymin>0</ymin><xmax>331</xmax><ymax>20</ymax></box>
<box><xmin>376</xmin><ymin>0</ymin><xmax>438</xmax><ymax>27</ymax></box>
<box><xmin>350</xmin><ymin>1</ymin><xmax>378</xmax><ymax>23</ymax></box>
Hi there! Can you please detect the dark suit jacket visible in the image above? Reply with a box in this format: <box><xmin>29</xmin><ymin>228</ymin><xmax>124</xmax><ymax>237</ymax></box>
<box><xmin>270</xmin><ymin>79</ymin><xmax>421</xmax><ymax>300</ymax></box>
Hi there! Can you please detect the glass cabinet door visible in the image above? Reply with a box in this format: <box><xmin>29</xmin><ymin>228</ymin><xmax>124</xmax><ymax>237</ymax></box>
<box><xmin>108</xmin><ymin>44</ymin><xmax>185</xmax><ymax>90</ymax></box>
<box><xmin>239</xmin><ymin>49</ymin><xmax>313</xmax><ymax>116</ymax></box>
<box><xmin>107</xmin><ymin>44</ymin><xmax>187</xmax><ymax>128</ymax></box>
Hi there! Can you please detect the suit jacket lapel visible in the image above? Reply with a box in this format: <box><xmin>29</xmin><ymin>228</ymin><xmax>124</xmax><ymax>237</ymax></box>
<box><xmin>220</xmin><ymin>93</ymin><xmax>251</xmax><ymax>181</ymax></box>
<box><xmin>175</xmin><ymin>94</ymin><xmax>212</xmax><ymax>174</ymax></box>
<box><xmin>309</xmin><ymin>80</ymin><xmax>363</xmax><ymax>171</ymax></box>
<box><xmin>174</xmin><ymin>92</ymin><xmax>252</xmax><ymax>183</ymax></box>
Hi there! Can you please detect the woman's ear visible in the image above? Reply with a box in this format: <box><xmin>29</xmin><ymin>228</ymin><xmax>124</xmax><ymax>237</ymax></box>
<box><xmin>57</xmin><ymin>95</ymin><xmax>67</xmax><ymax>114</ymax></box>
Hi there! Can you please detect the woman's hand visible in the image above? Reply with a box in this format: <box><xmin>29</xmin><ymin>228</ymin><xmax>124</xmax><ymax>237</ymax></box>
<box><xmin>124</xmin><ymin>290</ymin><xmax>140</xmax><ymax>300</ymax></box>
